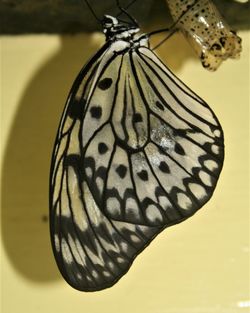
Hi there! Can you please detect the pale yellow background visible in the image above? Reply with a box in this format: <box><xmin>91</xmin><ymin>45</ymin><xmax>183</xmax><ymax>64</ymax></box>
<box><xmin>1</xmin><ymin>31</ymin><xmax>249</xmax><ymax>313</ymax></box>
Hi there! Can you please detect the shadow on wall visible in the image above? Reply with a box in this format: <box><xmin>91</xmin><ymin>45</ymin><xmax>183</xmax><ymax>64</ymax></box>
<box><xmin>1</xmin><ymin>32</ymin><xmax>195</xmax><ymax>284</ymax></box>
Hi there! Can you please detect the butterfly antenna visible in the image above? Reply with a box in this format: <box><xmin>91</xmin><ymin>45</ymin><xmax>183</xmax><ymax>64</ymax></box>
<box><xmin>83</xmin><ymin>0</ymin><xmax>102</xmax><ymax>25</ymax></box>
<box><xmin>116</xmin><ymin>0</ymin><xmax>139</xmax><ymax>28</ymax></box>
<box><xmin>116</xmin><ymin>0</ymin><xmax>138</xmax><ymax>17</ymax></box>
<box><xmin>152</xmin><ymin>29</ymin><xmax>178</xmax><ymax>50</ymax></box>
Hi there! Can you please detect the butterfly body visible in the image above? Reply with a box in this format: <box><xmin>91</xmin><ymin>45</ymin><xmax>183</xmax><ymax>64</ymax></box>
<box><xmin>50</xmin><ymin>15</ymin><xmax>224</xmax><ymax>291</ymax></box>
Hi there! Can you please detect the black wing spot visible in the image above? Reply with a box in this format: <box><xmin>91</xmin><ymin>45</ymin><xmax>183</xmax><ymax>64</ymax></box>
<box><xmin>68</xmin><ymin>98</ymin><xmax>85</xmax><ymax>119</ymax></box>
<box><xmin>133</xmin><ymin>113</ymin><xmax>143</xmax><ymax>123</ymax></box>
<box><xmin>90</xmin><ymin>106</ymin><xmax>102</xmax><ymax>119</ymax></box>
<box><xmin>173</xmin><ymin>129</ymin><xmax>188</xmax><ymax>137</ymax></box>
<box><xmin>64</xmin><ymin>154</ymin><xmax>81</xmax><ymax>168</ymax></box>
<box><xmin>175</xmin><ymin>142</ymin><xmax>185</xmax><ymax>155</ymax></box>
<box><xmin>137</xmin><ymin>170</ymin><xmax>148</xmax><ymax>181</ymax></box>
<box><xmin>159</xmin><ymin>161</ymin><xmax>170</xmax><ymax>173</ymax></box>
<box><xmin>155</xmin><ymin>101</ymin><xmax>164</xmax><ymax>111</ymax></box>
<box><xmin>98</xmin><ymin>142</ymin><xmax>108</xmax><ymax>154</ymax></box>
<box><xmin>98</xmin><ymin>78</ymin><xmax>113</xmax><ymax>90</ymax></box>
<box><xmin>116</xmin><ymin>165</ymin><xmax>127</xmax><ymax>178</ymax></box>
<box><xmin>64</xmin><ymin>154</ymin><xmax>84</xmax><ymax>181</ymax></box>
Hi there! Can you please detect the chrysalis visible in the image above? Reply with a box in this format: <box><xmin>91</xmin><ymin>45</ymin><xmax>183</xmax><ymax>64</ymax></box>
<box><xmin>165</xmin><ymin>0</ymin><xmax>242</xmax><ymax>71</ymax></box>
<box><xmin>49</xmin><ymin>11</ymin><xmax>224</xmax><ymax>291</ymax></box>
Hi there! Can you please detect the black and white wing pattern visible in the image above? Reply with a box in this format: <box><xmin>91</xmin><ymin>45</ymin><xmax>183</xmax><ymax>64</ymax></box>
<box><xmin>49</xmin><ymin>16</ymin><xmax>224</xmax><ymax>292</ymax></box>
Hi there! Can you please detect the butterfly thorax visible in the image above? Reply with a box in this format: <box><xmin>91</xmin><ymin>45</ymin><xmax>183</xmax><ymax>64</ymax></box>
<box><xmin>103</xmin><ymin>15</ymin><xmax>141</xmax><ymax>43</ymax></box>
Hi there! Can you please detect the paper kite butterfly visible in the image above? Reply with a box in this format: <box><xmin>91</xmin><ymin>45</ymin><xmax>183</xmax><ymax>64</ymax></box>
<box><xmin>49</xmin><ymin>12</ymin><xmax>224</xmax><ymax>291</ymax></box>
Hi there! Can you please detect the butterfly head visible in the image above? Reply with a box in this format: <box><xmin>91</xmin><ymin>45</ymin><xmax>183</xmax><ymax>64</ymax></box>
<box><xmin>102</xmin><ymin>15</ymin><xmax>140</xmax><ymax>41</ymax></box>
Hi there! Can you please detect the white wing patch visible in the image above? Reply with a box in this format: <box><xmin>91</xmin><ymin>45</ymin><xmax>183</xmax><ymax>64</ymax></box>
<box><xmin>50</xmin><ymin>39</ymin><xmax>224</xmax><ymax>292</ymax></box>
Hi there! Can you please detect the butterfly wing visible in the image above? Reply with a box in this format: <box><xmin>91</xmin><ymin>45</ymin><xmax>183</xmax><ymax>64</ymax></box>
<box><xmin>50</xmin><ymin>41</ymin><xmax>130</xmax><ymax>291</ymax></box>
<box><xmin>50</xmin><ymin>40</ymin><xmax>159</xmax><ymax>291</ymax></box>
<box><xmin>50</xmin><ymin>41</ymin><xmax>224</xmax><ymax>292</ymax></box>
<box><xmin>129</xmin><ymin>47</ymin><xmax>224</xmax><ymax>215</ymax></box>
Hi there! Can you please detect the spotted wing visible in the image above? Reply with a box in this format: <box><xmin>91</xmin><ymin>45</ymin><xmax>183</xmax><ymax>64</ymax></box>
<box><xmin>126</xmin><ymin>46</ymin><xmax>224</xmax><ymax>217</ymax></box>
<box><xmin>50</xmin><ymin>41</ymin><xmax>160</xmax><ymax>291</ymax></box>
<box><xmin>50</xmin><ymin>41</ymin><xmax>224</xmax><ymax>292</ymax></box>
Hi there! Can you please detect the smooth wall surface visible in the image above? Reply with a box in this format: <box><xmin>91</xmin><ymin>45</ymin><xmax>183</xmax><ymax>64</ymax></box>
<box><xmin>1</xmin><ymin>30</ymin><xmax>249</xmax><ymax>313</ymax></box>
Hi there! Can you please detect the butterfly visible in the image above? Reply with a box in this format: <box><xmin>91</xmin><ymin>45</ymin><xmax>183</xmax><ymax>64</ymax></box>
<box><xmin>49</xmin><ymin>12</ymin><xmax>224</xmax><ymax>291</ymax></box>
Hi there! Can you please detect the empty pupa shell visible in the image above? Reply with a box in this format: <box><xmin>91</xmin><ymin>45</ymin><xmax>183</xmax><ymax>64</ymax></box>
<box><xmin>165</xmin><ymin>0</ymin><xmax>242</xmax><ymax>71</ymax></box>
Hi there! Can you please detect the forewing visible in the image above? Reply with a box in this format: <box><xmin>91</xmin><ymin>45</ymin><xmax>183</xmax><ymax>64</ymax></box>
<box><xmin>50</xmin><ymin>42</ymin><xmax>162</xmax><ymax>291</ymax></box>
